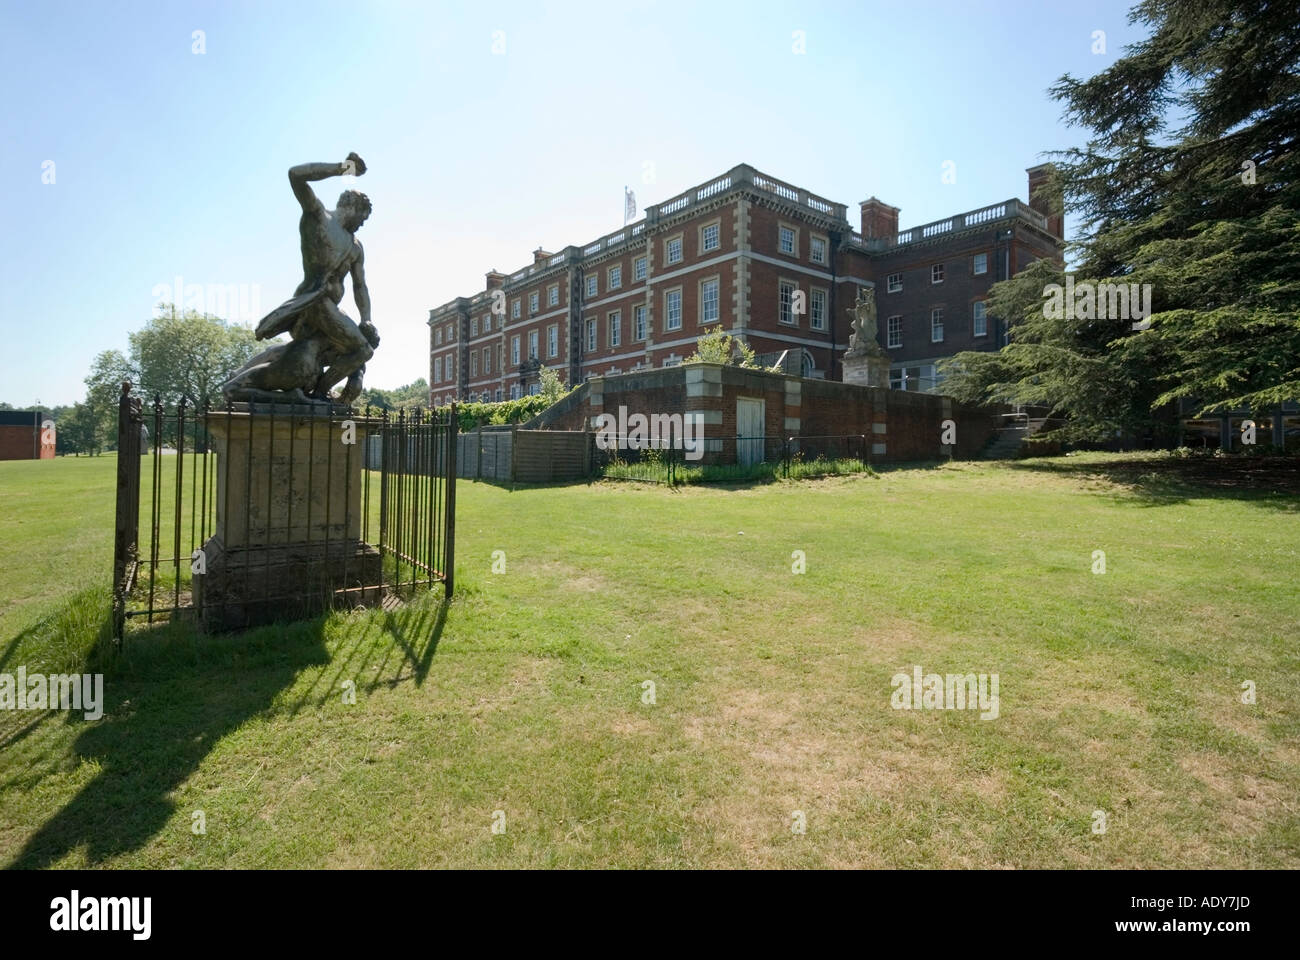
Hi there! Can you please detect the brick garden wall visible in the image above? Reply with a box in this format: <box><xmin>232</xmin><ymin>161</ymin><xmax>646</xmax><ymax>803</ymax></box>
<box><xmin>529</xmin><ymin>363</ymin><xmax>1001</xmax><ymax>463</ymax></box>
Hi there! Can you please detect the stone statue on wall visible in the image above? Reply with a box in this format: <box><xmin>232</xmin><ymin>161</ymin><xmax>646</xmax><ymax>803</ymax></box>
<box><xmin>221</xmin><ymin>153</ymin><xmax>379</xmax><ymax>405</ymax></box>
<box><xmin>845</xmin><ymin>287</ymin><xmax>880</xmax><ymax>357</ymax></box>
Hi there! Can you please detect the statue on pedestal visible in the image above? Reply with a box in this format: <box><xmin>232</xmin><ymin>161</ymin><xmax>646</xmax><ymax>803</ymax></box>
<box><xmin>221</xmin><ymin>153</ymin><xmax>379</xmax><ymax>405</ymax></box>
<box><xmin>845</xmin><ymin>287</ymin><xmax>880</xmax><ymax>357</ymax></box>
<box><xmin>841</xmin><ymin>287</ymin><xmax>891</xmax><ymax>387</ymax></box>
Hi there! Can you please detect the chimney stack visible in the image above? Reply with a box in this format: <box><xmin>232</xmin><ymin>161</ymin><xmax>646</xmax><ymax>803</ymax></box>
<box><xmin>1026</xmin><ymin>164</ymin><xmax>1064</xmax><ymax>238</ymax></box>
<box><xmin>485</xmin><ymin>269</ymin><xmax>506</xmax><ymax>290</ymax></box>
<box><xmin>859</xmin><ymin>197</ymin><xmax>900</xmax><ymax>243</ymax></box>
<box><xmin>532</xmin><ymin>248</ymin><xmax>554</xmax><ymax>265</ymax></box>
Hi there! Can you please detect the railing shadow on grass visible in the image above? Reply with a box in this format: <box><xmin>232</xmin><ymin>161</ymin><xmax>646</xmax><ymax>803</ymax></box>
<box><xmin>3</xmin><ymin>589</ymin><xmax>450</xmax><ymax>870</ymax></box>
<box><xmin>1003</xmin><ymin>454</ymin><xmax>1300</xmax><ymax>511</ymax></box>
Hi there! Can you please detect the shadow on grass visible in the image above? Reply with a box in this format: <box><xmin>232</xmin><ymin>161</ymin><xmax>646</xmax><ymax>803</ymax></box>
<box><xmin>1004</xmin><ymin>454</ymin><xmax>1300</xmax><ymax>510</ymax></box>
<box><xmin>4</xmin><ymin>588</ymin><xmax>449</xmax><ymax>870</ymax></box>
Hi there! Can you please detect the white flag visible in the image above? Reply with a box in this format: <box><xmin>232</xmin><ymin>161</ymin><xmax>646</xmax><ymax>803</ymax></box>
<box><xmin>624</xmin><ymin>186</ymin><xmax>636</xmax><ymax>225</ymax></box>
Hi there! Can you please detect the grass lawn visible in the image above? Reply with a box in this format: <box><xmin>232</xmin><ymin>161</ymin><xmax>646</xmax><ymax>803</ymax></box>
<box><xmin>0</xmin><ymin>451</ymin><xmax>1297</xmax><ymax>868</ymax></box>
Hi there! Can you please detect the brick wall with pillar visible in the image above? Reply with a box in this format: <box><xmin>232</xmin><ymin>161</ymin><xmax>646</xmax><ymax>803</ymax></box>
<box><xmin>685</xmin><ymin>363</ymin><xmax>725</xmax><ymax>456</ymax></box>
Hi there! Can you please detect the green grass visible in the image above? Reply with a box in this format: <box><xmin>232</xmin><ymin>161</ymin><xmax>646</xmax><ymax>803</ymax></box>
<box><xmin>601</xmin><ymin>454</ymin><xmax>871</xmax><ymax>484</ymax></box>
<box><xmin>1</xmin><ymin>451</ymin><xmax>1297</xmax><ymax>868</ymax></box>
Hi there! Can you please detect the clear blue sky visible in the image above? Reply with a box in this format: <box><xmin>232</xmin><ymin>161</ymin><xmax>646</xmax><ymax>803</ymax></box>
<box><xmin>1</xmin><ymin>0</ymin><xmax>1144</xmax><ymax>407</ymax></box>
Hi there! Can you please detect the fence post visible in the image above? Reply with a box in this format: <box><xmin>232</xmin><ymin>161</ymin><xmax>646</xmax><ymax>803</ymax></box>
<box><xmin>444</xmin><ymin>403</ymin><xmax>457</xmax><ymax>599</ymax></box>
<box><xmin>783</xmin><ymin>437</ymin><xmax>790</xmax><ymax>479</ymax></box>
<box><xmin>510</xmin><ymin>423</ymin><xmax>519</xmax><ymax>489</ymax></box>
<box><xmin>476</xmin><ymin>423</ymin><xmax>483</xmax><ymax>481</ymax></box>
<box><xmin>378</xmin><ymin>408</ymin><xmax>389</xmax><ymax>558</ymax></box>
<box><xmin>670</xmin><ymin>421</ymin><xmax>681</xmax><ymax>486</ymax></box>
<box><xmin>861</xmin><ymin>433</ymin><xmax>868</xmax><ymax>471</ymax></box>
<box><xmin>111</xmin><ymin>381</ymin><xmax>141</xmax><ymax>643</ymax></box>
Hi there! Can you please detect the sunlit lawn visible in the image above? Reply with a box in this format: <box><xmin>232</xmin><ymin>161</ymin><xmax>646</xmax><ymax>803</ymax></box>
<box><xmin>1</xmin><ymin>451</ymin><xmax>1297</xmax><ymax>868</ymax></box>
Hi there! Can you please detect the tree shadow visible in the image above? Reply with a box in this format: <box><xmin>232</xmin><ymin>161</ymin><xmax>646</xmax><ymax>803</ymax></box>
<box><xmin>1004</xmin><ymin>455</ymin><xmax>1300</xmax><ymax>510</ymax></box>
<box><xmin>5</xmin><ymin>614</ymin><xmax>332</xmax><ymax>869</ymax></box>
<box><xmin>4</xmin><ymin>587</ymin><xmax>449</xmax><ymax>870</ymax></box>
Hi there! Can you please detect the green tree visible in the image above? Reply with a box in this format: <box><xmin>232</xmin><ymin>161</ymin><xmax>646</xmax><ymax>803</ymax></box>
<box><xmin>942</xmin><ymin>0</ymin><xmax>1300</xmax><ymax>439</ymax></box>
<box><xmin>129</xmin><ymin>304</ymin><xmax>260</xmax><ymax>407</ymax></box>
<box><xmin>685</xmin><ymin>326</ymin><xmax>759</xmax><ymax>368</ymax></box>
<box><xmin>83</xmin><ymin>349</ymin><xmax>136</xmax><ymax>447</ymax></box>
<box><xmin>536</xmin><ymin>367</ymin><xmax>567</xmax><ymax>402</ymax></box>
<box><xmin>57</xmin><ymin>402</ymin><xmax>102</xmax><ymax>456</ymax></box>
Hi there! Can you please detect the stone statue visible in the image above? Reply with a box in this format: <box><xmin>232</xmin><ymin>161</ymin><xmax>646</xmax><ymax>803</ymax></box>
<box><xmin>845</xmin><ymin>287</ymin><xmax>879</xmax><ymax>356</ymax></box>
<box><xmin>221</xmin><ymin>153</ymin><xmax>379</xmax><ymax>405</ymax></box>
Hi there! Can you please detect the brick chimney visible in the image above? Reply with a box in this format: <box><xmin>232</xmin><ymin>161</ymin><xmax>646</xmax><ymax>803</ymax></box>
<box><xmin>1026</xmin><ymin>164</ymin><xmax>1064</xmax><ymax>238</ymax></box>
<box><xmin>532</xmin><ymin>248</ymin><xmax>554</xmax><ymax>265</ymax></box>
<box><xmin>485</xmin><ymin>269</ymin><xmax>506</xmax><ymax>290</ymax></box>
<box><xmin>859</xmin><ymin>197</ymin><xmax>900</xmax><ymax>242</ymax></box>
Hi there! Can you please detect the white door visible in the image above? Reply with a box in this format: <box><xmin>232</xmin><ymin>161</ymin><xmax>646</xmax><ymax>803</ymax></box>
<box><xmin>736</xmin><ymin>397</ymin><xmax>765</xmax><ymax>466</ymax></box>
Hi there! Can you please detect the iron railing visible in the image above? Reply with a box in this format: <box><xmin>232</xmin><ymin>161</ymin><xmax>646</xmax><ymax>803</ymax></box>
<box><xmin>111</xmin><ymin>383</ymin><xmax>456</xmax><ymax>639</ymax></box>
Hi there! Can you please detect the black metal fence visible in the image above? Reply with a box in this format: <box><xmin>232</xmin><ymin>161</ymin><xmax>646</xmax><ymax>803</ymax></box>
<box><xmin>594</xmin><ymin>433</ymin><xmax>868</xmax><ymax>485</ymax></box>
<box><xmin>111</xmin><ymin>384</ymin><xmax>456</xmax><ymax>639</ymax></box>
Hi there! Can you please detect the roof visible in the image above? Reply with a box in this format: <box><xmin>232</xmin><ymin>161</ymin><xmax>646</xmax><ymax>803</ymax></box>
<box><xmin>0</xmin><ymin>410</ymin><xmax>50</xmax><ymax>427</ymax></box>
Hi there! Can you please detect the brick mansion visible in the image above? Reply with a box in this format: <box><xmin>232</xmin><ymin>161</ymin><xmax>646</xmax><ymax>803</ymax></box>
<box><xmin>427</xmin><ymin>162</ymin><xmax>1064</xmax><ymax>406</ymax></box>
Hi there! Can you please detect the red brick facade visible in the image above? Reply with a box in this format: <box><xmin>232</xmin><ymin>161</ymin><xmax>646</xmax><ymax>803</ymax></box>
<box><xmin>429</xmin><ymin>163</ymin><xmax>1063</xmax><ymax>406</ymax></box>
<box><xmin>0</xmin><ymin>412</ymin><xmax>55</xmax><ymax>460</ymax></box>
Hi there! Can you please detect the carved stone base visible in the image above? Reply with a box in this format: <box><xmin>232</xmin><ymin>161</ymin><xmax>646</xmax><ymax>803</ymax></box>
<box><xmin>842</xmin><ymin>351</ymin><xmax>891</xmax><ymax>387</ymax></box>
<box><xmin>195</xmin><ymin>408</ymin><xmax>379</xmax><ymax>631</ymax></box>
<box><xmin>194</xmin><ymin>536</ymin><xmax>382</xmax><ymax>631</ymax></box>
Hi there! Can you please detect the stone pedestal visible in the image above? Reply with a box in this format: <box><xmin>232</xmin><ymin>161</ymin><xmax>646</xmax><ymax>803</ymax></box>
<box><xmin>194</xmin><ymin>408</ymin><xmax>382</xmax><ymax>630</ymax></box>
<box><xmin>842</xmin><ymin>349</ymin><xmax>890</xmax><ymax>387</ymax></box>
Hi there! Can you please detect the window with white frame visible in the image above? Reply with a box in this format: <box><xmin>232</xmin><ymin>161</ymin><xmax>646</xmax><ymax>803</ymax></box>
<box><xmin>700</xmin><ymin>277</ymin><xmax>719</xmax><ymax>325</ymax></box>
<box><xmin>495</xmin><ymin>388</ymin><xmax>502</xmax><ymax>402</ymax></box>
<box><xmin>510</xmin><ymin>383</ymin><xmax>520</xmax><ymax>400</ymax></box>
<box><xmin>779</xmin><ymin>225</ymin><xmax>796</xmax><ymax>254</ymax></box>
<box><xmin>470</xmin><ymin>352</ymin><xmax>477</xmax><ymax>377</ymax></box>
<box><xmin>931</xmin><ymin>307</ymin><xmax>944</xmax><ymax>342</ymax></box>
<box><xmin>512</xmin><ymin>298</ymin><xmax>521</xmax><ymax>319</ymax></box>
<box><xmin>810</xmin><ymin>288</ymin><xmax>827</xmax><ymax>331</ymax></box>
<box><xmin>586</xmin><ymin>318</ymin><xmax>597</xmax><ymax>351</ymax></box>
<box><xmin>931</xmin><ymin>263</ymin><xmax>944</xmax><ymax>284</ymax></box>
<box><xmin>887</xmin><ymin>315</ymin><xmax>902</xmax><ymax>349</ymax></box>
<box><xmin>435</xmin><ymin>328</ymin><xmax>442</xmax><ymax>345</ymax></box>
<box><xmin>528</xmin><ymin>383</ymin><xmax>540</xmax><ymax>396</ymax></box>
<box><xmin>547</xmin><ymin>324</ymin><xmax>558</xmax><ymax>357</ymax></box>
<box><xmin>470</xmin><ymin>317</ymin><xmax>478</xmax><ymax>337</ymax></box>
<box><xmin>483</xmin><ymin>314</ymin><xmax>491</xmax><ymax>332</ymax></box>
<box><xmin>434</xmin><ymin>356</ymin><xmax>442</xmax><ymax>382</ymax></box>
<box><xmin>887</xmin><ymin>274</ymin><xmax>902</xmax><ymax>294</ymax></box>
<box><xmin>973</xmin><ymin>252</ymin><xmax>988</xmax><ymax>276</ymax></box>
<box><xmin>586</xmin><ymin>275</ymin><xmax>597</xmax><ymax>298</ymax></box>
<box><xmin>528</xmin><ymin>329</ymin><xmax>538</xmax><ymax>359</ymax></box>
<box><xmin>511</xmin><ymin>335</ymin><xmax>520</xmax><ymax>365</ymax></box>
<box><xmin>634</xmin><ymin>304</ymin><xmax>647</xmax><ymax>341</ymax></box>
<box><xmin>634</xmin><ymin>256</ymin><xmax>647</xmax><ymax>281</ymax></box>
<box><xmin>483</xmin><ymin>347</ymin><xmax>491</xmax><ymax>374</ymax></box>
<box><xmin>665</xmin><ymin>289</ymin><xmax>682</xmax><ymax>330</ymax></box>
<box><xmin>529</xmin><ymin>292</ymin><xmax>539</xmax><ymax>314</ymax></box>
<box><xmin>810</xmin><ymin>235</ymin><xmax>827</xmax><ymax>264</ymax></box>
<box><xmin>608</xmin><ymin>310</ymin><xmax>621</xmax><ymax>347</ymax></box>
<box><xmin>666</xmin><ymin>236</ymin><xmax>683</xmax><ymax>265</ymax></box>
<box><xmin>779</xmin><ymin>280</ymin><xmax>796</xmax><ymax>325</ymax></box>
<box><xmin>608</xmin><ymin>265</ymin><xmax>622</xmax><ymax>290</ymax></box>
<box><xmin>548</xmin><ymin>284</ymin><xmax>559</xmax><ymax>307</ymax></box>
<box><xmin>973</xmin><ymin>301</ymin><xmax>987</xmax><ymax>337</ymax></box>
<box><xmin>700</xmin><ymin>221</ymin><xmax>720</xmax><ymax>253</ymax></box>
<box><xmin>446</xmin><ymin>324</ymin><xmax>453</xmax><ymax>341</ymax></box>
